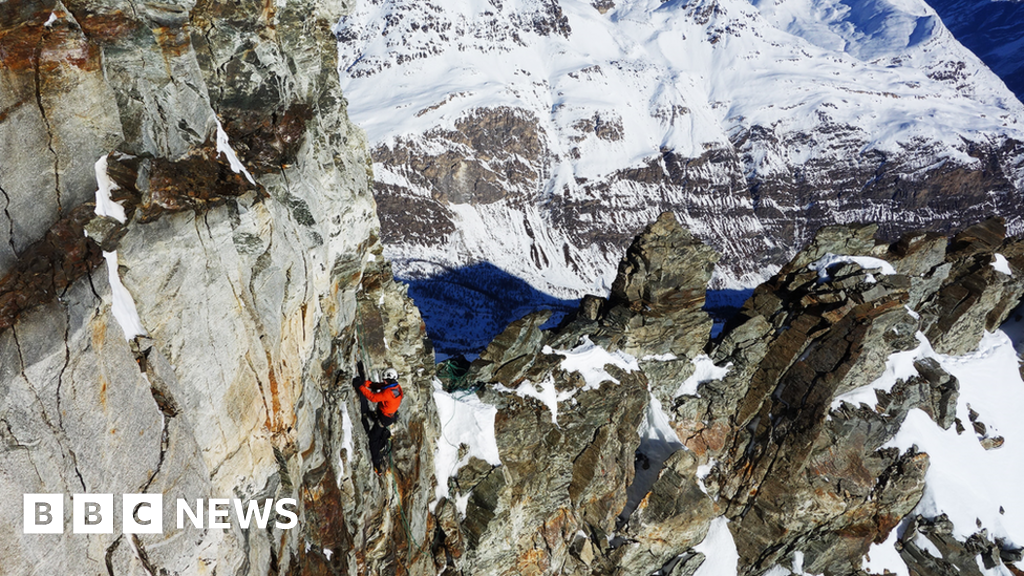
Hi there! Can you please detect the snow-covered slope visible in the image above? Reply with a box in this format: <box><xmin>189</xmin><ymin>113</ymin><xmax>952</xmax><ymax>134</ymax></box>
<box><xmin>335</xmin><ymin>0</ymin><xmax>1024</xmax><ymax>350</ymax></box>
<box><xmin>923</xmin><ymin>0</ymin><xmax>1024</xmax><ymax>103</ymax></box>
<box><xmin>853</xmin><ymin>319</ymin><xmax>1024</xmax><ymax>576</ymax></box>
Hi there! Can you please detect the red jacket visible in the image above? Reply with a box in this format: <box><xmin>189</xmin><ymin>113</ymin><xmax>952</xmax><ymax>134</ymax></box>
<box><xmin>359</xmin><ymin>380</ymin><xmax>403</xmax><ymax>417</ymax></box>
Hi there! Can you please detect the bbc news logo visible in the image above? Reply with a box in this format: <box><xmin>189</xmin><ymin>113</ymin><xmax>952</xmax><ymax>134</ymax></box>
<box><xmin>24</xmin><ymin>494</ymin><xmax>298</xmax><ymax>534</ymax></box>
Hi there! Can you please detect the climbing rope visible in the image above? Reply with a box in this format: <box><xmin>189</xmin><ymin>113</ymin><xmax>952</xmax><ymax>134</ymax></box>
<box><xmin>436</xmin><ymin>358</ymin><xmax>480</xmax><ymax>397</ymax></box>
<box><xmin>387</xmin><ymin>443</ymin><xmax>419</xmax><ymax>562</ymax></box>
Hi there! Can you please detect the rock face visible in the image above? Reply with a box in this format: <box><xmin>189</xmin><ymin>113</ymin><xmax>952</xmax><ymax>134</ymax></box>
<box><xmin>0</xmin><ymin>0</ymin><xmax>442</xmax><ymax>574</ymax></box>
<box><xmin>601</xmin><ymin>212</ymin><xmax>720</xmax><ymax>360</ymax></box>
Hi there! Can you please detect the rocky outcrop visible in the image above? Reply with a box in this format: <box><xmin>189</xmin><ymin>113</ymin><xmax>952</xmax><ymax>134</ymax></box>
<box><xmin>596</xmin><ymin>211</ymin><xmax>719</xmax><ymax>360</ymax></box>
<box><xmin>425</xmin><ymin>214</ymin><xmax>716</xmax><ymax>576</ymax></box>
<box><xmin>431</xmin><ymin>212</ymin><xmax>1024</xmax><ymax>576</ymax></box>
<box><xmin>898</xmin><ymin>514</ymin><xmax>1024</xmax><ymax>576</ymax></box>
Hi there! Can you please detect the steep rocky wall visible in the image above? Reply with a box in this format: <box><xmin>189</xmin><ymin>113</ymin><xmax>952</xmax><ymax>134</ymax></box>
<box><xmin>0</xmin><ymin>0</ymin><xmax>443</xmax><ymax>574</ymax></box>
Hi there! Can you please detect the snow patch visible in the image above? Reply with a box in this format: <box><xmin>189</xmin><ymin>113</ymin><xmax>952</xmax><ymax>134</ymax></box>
<box><xmin>103</xmin><ymin>252</ymin><xmax>147</xmax><ymax>340</ymax></box>
<box><xmin>862</xmin><ymin>527</ymin><xmax>910</xmax><ymax>576</ymax></box>
<box><xmin>993</xmin><ymin>253</ymin><xmax>1013</xmax><ymax>276</ymax></box>
<box><xmin>809</xmin><ymin>254</ymin><xmax>897</xmax><ymax>283</ymax></box>
<box><xmin>93</xmin><ymin>155</ymin><xmax>126</xmax><ymax>223</ymax></box>
<box><xmin>431</xmin><ymin>380</ymin><xmax>501</xmax><ymax>512</ymax></box>
<box><xmin>215</xmin><ymin>119</ymin><xmax>256</xmax><ymax>185</ymax></box>
<box><xmin>914</xmin><ymin>532</ymin><xmax>943</xmax><ymax>558</ymax></box>
<box><xmin>692</xmin><ymin>517</ymin><xmax>739</xmax><ymax>576</ymax></box>
<box><xmin>494</xmin><ymin>376</ymin><xmax>575</xmax><ymax>425</ymax></box>
<box><xmin>696</xmin><ymin>459</ymin><xmax>716</xmax><ymax>495</ymax></box>
<box><xmin>675</xmin><ymin>355</ymin><xmax>732</xmax><ymax>398</ymax></box>
<box><xmin>494</xmin><ymin>337</ymin><xmax>641</xmax><ymax>424</ymax></box>
<box><xmin>44</xmin><ymin>12</ymin><xmax>58</xmax><ymax>27</ymax></box>
<box><xmin>885</xmin><ymin>329</ymin><xmax>1024</xmax><ymax>547</ymax></box>
<box><xmin>641</xmin><ymin>393</ymin><xmax>684</xmax><ymax>450</ymax></box>
<box><xmin>543</xmin><ymin>335</ymin><xmax>640</xmax><ymax>391</ymax></box>
<box><xmin>792</xmin><ymin>551</ymin><xmax>806</xmax><ymax>575</ymax></box>
<box><xmin>90</xmin><ymin>154</ymin><xmax>146</xmax><ymax>340</ymax></box>
<box><xmin>338</xmin><ymin>402</ymin><xmax>353</xmax><ymax>477</ymax></box>
<box><xmin>620</xmin><ymin>393</ymin><xmax>685</xmax><ymax>523</ymax></box>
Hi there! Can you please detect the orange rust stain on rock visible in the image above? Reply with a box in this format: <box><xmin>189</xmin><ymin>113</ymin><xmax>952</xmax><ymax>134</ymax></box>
<box><xmin>517</xmin><ymin>548</ymin><xmax>551</xmax><ymax>576</ymax></box>
<box><xmin>681</xmin><ymin>420</ymin><xmax>729</xmax><ymax>457</ymax></box>
<box><xmin>38</xmin><ymin>29</ymin><xmax>100</xmax><ymax>72</ymax></box>
<box><xmin>0</xmin><ymin>23</ymin><xmax>45</xmax><ymax>72</ymax></box>
<box><xmin>0</xmin><ymin>19</ymin><xmax>101</xmax><ymax>73</ymax></box>
<box><xmin>299</xmin><ymin>442</ymin><xmax>316</xmax><ymax>460</ymax></box>
<box><xmin>259</xmin><ymin>0</ymin><xmax>276</xmax><ymax>28</ymax></box>
<box><xmin>541</xmin><ymin>508</ymin><xmax>573</xmax><ymax>550</ymax></box>
<box><xmin>296</xmin><ymin>463</ymin><xmax>353</xmax><ymax>574</ymax></box>
<box><xmin>73</xmin><ymin>11</ymin><xmax>140</xmax><ymax>45</ymax></box>
<box><xmin>151</xmin><ymin>24</ymin><xmax>192</xmax><ymax>58</ymax></box>
<box><xmin>262</xmin><ymin>349</ymin><xmax>284</xmax><ymax>433</ymax></box>
<box><xmin>91</xmin><ymin>315</ymin><xmax>107</xmax><ymax>351</ymax></box>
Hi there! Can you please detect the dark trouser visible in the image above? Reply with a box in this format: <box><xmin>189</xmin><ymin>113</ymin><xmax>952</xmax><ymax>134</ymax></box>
<box><xmin>367</xmin><ymin>409</ymin><xmax>397</xmax><ymax>472</ymax></box>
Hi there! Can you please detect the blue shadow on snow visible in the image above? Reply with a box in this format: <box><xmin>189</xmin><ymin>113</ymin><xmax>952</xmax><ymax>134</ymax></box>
<box><xmin>400</xmin><ymin>264</ymin><xmax>756</xmax><ymax>358</ymax></box>
<box><xmin>705</xmin><ymin>289</ymin><xmax>754</xmax><ymax>339</ymax></box>
<box><xmin>398</xmin><ymin>262</ymin><xmax>579</xmax><ymax>359</ymax></box>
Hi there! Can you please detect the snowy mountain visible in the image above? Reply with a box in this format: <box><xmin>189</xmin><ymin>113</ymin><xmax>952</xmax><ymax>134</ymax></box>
<box><xmin>923</xmin><ymin>0</ymin><xmax>1024</xmax><ymax>103</ymax></box>
<box><xmin>335</xmin><ymin>0</ymin><xmax>1024</xmax><ymax>352</ymax></box>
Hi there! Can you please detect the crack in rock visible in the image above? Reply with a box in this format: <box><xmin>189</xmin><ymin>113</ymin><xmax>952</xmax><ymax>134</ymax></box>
<box><xmin>32</xmin><ymin>36</ymin><xmax>61</xmax><ymax>214</ymax></box>
<box><xmin>104</xmin><ymin>535</ymin><xmax>123</xmax><ymax>576</ymax></box>
<box><xmin>0</xmin><ymin>181</ymin><xmax>16</xmax><ymax>256</ymax></box>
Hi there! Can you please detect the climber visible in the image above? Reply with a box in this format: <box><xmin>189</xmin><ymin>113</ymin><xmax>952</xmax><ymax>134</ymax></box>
<box><xmin>357</xmin><ymin>366</ymin><xmax>404</xmax><ymax>473</ymax></box>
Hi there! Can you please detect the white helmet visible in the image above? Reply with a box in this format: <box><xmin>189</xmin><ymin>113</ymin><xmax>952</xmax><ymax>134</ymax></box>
<box><xmin>383</xmin><ymin>368</ymin><xmax>399</xmax><ymax>381</ymax></box>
